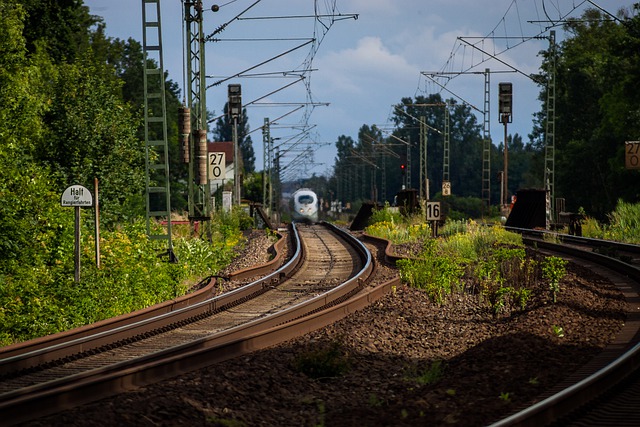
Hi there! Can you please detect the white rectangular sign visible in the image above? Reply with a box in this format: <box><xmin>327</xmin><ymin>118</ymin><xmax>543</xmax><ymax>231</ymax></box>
<box><xmin>426</xmin><ymin>201</ymin><xmax>441</xmax><ymax>221</ymax></box>
<box><xmin>209</xmin><ymin>152</ymin><xmax>226</xmax><ymax>180</ymax></box>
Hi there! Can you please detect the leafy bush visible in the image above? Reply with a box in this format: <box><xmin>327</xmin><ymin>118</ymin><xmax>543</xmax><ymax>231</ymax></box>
<box><xmin>396</xmin><ymin>220</ymin><xmax>538</xmax><ymax>313</ymax></box>
<box><xmin>603</xmin><ymin>200</ymin><xmax>640</xmax><ymax>244</ymax></box>
<box><xmin>369</xmin><ymin>203</ymin><xmax>403</xmax><ymax>225</ymax></box>
<box><xmin>365</xmin><ymin>217</ymin><xmax>431</xmax><ymax>244</ymax></box>
<box><xmin>0</xmin><ymin>211</ymin><xmax>247</xmax><ymax>346</ymax></box>
<box><xmin>542</xmin><ymin>256</ymin><xmax>567</xmax><ymax>303</ymax></box>
<box><xmin>581</xmin><ymin>201</ymin><xmax>640</xmax><ymax>244</ymax></box>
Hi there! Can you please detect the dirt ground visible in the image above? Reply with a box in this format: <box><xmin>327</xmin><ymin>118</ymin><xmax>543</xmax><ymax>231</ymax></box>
<box><xmin>24</xmin><ymin>233</ymin><xmax>628</xmax><ymax>427</ymax></box>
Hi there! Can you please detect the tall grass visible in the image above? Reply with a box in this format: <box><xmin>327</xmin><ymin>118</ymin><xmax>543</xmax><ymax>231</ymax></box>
<box><xmin>581</xmin><ymin>200</ymin><xmax>640</xmax><ymax>244</ymax></box>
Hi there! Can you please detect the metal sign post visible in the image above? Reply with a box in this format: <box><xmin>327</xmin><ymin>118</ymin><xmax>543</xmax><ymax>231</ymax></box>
<box><xmin>61</xmin><ymin>185</ymin><xmax>93</xmax><ymax>283</ymax></box>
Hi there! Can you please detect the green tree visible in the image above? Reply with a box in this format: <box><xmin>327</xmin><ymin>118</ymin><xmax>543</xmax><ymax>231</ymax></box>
<box><xmin>21</xmin><ymin>0</ymin><xmax>96</xmax><ymax>63</ymax></box>
<box><xmin>37</xmin><ymin>52</ymin><xmax>145</xmax><ymax>226</ymax></box>
<box><xmin>107</xmin><ymin>37</ymin><xmax>188</xmax><ymax>212</ymax></box>
<box><xmin>0</xmin><ymin>1</ymin><xmax>72</xmax><ymax>273</ymax></box>
<box><xmin>532</xmin><ymin>6</ymin><xmax>640</xmax><ymax>218</ymax></box>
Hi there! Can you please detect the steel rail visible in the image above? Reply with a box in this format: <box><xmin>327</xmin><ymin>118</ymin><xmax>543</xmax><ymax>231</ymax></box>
<box><xmin>489</xmin><ymin>236</ymin><xmax>640</xmax><ymax>426</ymax></box>
<box><xmin>0</xmin><ymin>222</ymin><xmax>376</xmax><ymax>425</ymax></box>
<box><xmin>0</xmin><ymin>230</ymin><xmax>289</xmax><ymax>361</ymax></box>
<box><xmin>0</xmin><ymin>227</ymin><xmax>297</xmax><ymax>374</ymax></box>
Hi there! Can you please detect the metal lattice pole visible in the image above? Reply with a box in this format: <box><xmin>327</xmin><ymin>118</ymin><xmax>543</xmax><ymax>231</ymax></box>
<box><xmin>482</xmin><ymin>68</ymin><xmax>491</xmax><ymax>214</ymax></box>
<box><xmin>544</xmin><ymin>31</ymin><xmax>557</xmax><ymax>226</ymax></box>
<box><xmin>142</xmin><ymin>0</ymin><xmax>174</xmax><ymax>260</ymax></box>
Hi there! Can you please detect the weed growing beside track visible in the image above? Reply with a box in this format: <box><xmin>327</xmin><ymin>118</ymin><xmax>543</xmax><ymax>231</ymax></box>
<box><xmin>366</xmin><ymin>214</ymin><xmax>567</xmax><ymax>314</ymax></box>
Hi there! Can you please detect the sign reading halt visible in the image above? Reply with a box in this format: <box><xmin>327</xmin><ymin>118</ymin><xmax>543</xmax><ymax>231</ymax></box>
<box><xmin>61</xmin><ymin>185</ymin><xmax>93</xmax><ymax>282</ymax></box>
<box><xmin>61</xmin><ymin>185</ymin><xmax>93</xmax><ymax>207</ymax></box>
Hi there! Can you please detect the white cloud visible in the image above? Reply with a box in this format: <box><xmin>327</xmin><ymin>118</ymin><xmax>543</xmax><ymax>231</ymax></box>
<box><xmin>318</xmin><ymin>36</ymin><xmax>418</xmax><ymax>95</ymax></box>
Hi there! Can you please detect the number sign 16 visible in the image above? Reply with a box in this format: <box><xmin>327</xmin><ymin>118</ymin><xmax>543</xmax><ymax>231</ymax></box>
<box><xmin>426</xmin><ymin>201</ymin><xmax>441</xmax><ymax>221</ymax></box>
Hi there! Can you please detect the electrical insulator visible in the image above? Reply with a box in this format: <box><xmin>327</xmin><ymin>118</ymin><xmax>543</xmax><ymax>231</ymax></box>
<box><xmin>195</xmin><ymin>129</ymin><xmax>207</xmax><ymax>185</ymax></box>
<box><xmin>178</xmin><ymin>106</ymin><xmax>191</xmax><ymax>164</ymax></box>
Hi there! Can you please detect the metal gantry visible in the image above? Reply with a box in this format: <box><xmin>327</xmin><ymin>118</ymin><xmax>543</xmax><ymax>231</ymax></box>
<box><xmin>482</xmin><ymin>68</ymin><xmax>491</xmax><ymax>214</ymax></box>
<box><xmin>142</xmin><ymin>0</ymin><xmax>174</xmax><ymax>260</ymax></box>
<box><xmin>184</xmin><ymin>1</ymin><xmax>210</xmax><ymax>221</ymax></box>
<box><xmin>443</xmin><ymin>105</ymin><xmax>450</xmax><ymax>193</ymax></box>
<box><xmin>419</xmin><ymin>117</ymin><xmax>428</xmax><ymax>200</ymax></box>
<box><xmin>544</xmin><ymin>31</ymin><xmax>557</xmax><ymax>225</ymax></box>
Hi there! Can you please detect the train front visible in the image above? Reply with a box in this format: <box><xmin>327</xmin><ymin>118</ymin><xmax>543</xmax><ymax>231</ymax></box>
<box><xmin>291</xmin><ymin>189</ymin><xmax>319</xmax><ymax>223</ymax></box>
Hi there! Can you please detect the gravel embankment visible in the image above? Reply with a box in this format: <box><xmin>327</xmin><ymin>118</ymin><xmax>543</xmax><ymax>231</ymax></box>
<box><xmin>25</xmin><ymin>230</ymin><xmax>627</xmax><ymax>427</ymax></box>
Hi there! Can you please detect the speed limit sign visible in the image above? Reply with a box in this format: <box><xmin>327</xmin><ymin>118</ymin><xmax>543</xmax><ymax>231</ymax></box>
<box><xmin>625</xmin><ymin>141</ymin><xmax>640</xmax><ymax>169</ymax></box>
<box><xmin>208</xmin><ymin>152</ymin><xmax>226</xmax><ymax>179</ymax></box>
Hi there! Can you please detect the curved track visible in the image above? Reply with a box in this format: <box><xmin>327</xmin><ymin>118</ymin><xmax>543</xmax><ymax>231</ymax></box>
<box><xmin>491</xmin><ymin>230</ymin><xmax>640</xmax><ymax>426</ymax></box>
<box><xmin>0</xmin><ymin>222</ymin><xmax>378</xmax><ymax>425</ymax></box>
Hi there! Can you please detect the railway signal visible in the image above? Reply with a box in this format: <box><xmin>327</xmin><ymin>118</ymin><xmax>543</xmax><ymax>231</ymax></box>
<box><xmin>498</xmin><ymin>82</ymin><xmax>512</xmax><ymax>124</ymax></box>
<box><xmin>228</xmin><ymin>84</ymin><xmax>242</xmax><ymax>120</ymax></box>
<box><xmin>499</xmin><ymin>82</ymin><xmax>513</xmax><ymax>210</ymax></box>
<box><xmin>228</xmin><ymin>84</ymin><xmax>242</xmax><ymax>204</ymax></box>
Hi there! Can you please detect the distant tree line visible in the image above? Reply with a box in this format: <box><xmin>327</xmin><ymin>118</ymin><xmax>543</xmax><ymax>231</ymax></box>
<box><xmin>296</xmin><ymin>5</ymin><xmax>640</xmax><ymax>220</ymax></box>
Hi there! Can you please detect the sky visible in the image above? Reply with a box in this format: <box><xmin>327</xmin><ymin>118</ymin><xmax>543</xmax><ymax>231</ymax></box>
<box><xmin>84</xmin><ymin>0</ymin><xmax>634</xmax><ymax>179</ymax></box>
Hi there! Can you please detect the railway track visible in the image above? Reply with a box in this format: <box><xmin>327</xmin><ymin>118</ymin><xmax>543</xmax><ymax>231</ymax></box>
<box><xmin>0</xmin><ymin>221</ymin><xmax>379</xmax><ymax>425</ymax></box>
<box><xmin>4</xmin><ymin>224</ymin><xmax>639</xmax><ymax>425</ymax></box>
<box><xmin>490</xmin><ymin>229</ymin><xmax>640</xmax><ymax>426</ymax></box>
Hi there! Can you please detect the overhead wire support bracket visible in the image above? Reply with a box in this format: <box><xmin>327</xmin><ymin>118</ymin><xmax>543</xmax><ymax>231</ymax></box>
<box><xmin>206</xmin><ymin>39</ymin><xmax>314</xmax><ymax>88</ymax></box>
<box><xmin>394</xmin><ymin>106</ymin><xmax>443</xmax><ymax>135</ymax></box>
<box><xmin>237</xmin><ymin>13</ymin><xmax>359</xmax><ymax>21</ymax></box>
<box><xmin>457</xmin><ymin>37</ymin><xmax>536</xmax><ymax>81</ymax></box>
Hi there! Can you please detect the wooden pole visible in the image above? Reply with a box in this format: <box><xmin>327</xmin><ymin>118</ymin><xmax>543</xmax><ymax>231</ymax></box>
<box><xmin>94</xmin><ymin>177</ymin><xmax>101</xmax><ymax>269</ymax></box>
<box><xmin>75</xmin><ymin>206</ymin><xmax>81</xmax><ymax>283</ymax></box>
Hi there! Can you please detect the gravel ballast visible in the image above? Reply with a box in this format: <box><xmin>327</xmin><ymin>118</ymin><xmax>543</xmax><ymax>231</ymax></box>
<box><xmin>24</xmin><ymin>230</ymin><xmax>628</xmax><ymax>427</ymax></box>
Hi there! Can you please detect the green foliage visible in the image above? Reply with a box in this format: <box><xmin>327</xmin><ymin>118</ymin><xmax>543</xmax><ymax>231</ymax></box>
<box><xmin>581</xmin><ymin>216</ymin><xmax>605</xmax><ymax>239</ymax></box>
<box><xmin>533</xmin><ymin>9</ymin><xmax>640</xmax><ymax>217</ymax></box>
<box><xmin>602</xmin><ymin>200</ymin><xmax>640</xmax><ymax>244</ymax></box>
<box><xmin>20</xmin><ymin>0</ymin><xmax>96</xmax><ymax>63</ymax></box>
<box><xmin>292</xmin><ymin>341</ymin><xmax>350</xmax><ymax>379</ymax></box>
<box><xmin>542</xmin><ymin>256</ymin><xmax>567</xmax><ymax>303</ymax></box>
<box><xmin>552</xmin><ymin>325</ymin><xmax>565</xmax><ymax>338</ymax></box>
<box><xmin>38</xmin><ymin>52</ymin><xmax>145</xmax><ymax>227</ymax></box>
<box><xmin>499</xmin><ymin>392</ymin><xmax>511</xmax><ymax>402</ymax></box>
<box><xmin>398</xmin><ymin>256</ymin><xmax>464</xmax><ymax>304</ymax></box>
<box><xmin>404</xmin><ymin>360</ymin><xmax>445</xmax><ymax>385</ymax></box>
<box><xmin>440</xmin><ymin>195</ymin><xmax>485</xmax><ymax>220</ymax></box>
<box><xmin>369</xmin><ymin>203</ymin><xmax>403</xmax><ymax>225</ymax></box>
<box><xmin>0</xmin><ymin>213</ymin><xmax>245</xmax><ymax>346</ymax></box>
<box><xmin>397</xmin><ymin>220</ymin><xmax>538</xmax><ymax>313</ymax></box>
<box><xmin>365</xmin><ymin>212</ymin><xmax>431</xmax><ymax>244</ymax></box>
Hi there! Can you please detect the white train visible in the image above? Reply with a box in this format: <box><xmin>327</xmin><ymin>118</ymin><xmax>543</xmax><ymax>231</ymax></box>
<box><xmin>291</xmin><ymin>188</ymin><xmax>319</xmax><ymax>223</ymax></box>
